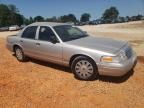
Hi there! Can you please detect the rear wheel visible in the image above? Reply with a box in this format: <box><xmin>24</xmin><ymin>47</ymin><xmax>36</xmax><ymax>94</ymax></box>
<box><xmin>71</xmin><ymin>56</ymin><xmax>98</xmax><ymax>80</ymax></box>
<box><xmin>14</xmin><ymin>46</ymin><xmax>27</xmax><ymax>62</ymax></box>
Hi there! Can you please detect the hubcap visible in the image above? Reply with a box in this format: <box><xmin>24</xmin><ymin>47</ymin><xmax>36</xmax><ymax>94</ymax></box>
<box><xmin>75</xmin><ymin>60</ymin><xmax>94</xmax><ymax>79</ymax></box>
<box><xmin>16</xmin><ymin>48</ymin><xmax>23</xmax><ymax>60</ymax></box>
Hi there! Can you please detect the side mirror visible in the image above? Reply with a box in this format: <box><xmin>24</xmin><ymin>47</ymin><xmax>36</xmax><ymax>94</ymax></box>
<box><xmin>50</xmin><ymin>36</ymin><xmax>58</xmax><ymax>44</ymax></box>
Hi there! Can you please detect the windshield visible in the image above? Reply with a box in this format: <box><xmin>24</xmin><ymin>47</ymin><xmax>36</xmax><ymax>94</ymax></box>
<box><xmin>53</xmin><ymin>25</ymin><xmax>88</xmax><ymax>42</ymax></box>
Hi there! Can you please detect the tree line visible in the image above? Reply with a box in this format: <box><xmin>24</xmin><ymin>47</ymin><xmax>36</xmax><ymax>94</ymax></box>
<box><xmin>24</xmin><ymin>13</ymin><xmax>91</xmax><ymax>25</ymax></box>
<box><xmin>0</xmin><ymin>4</ymin><xmax>143</xmax><ymax>27</ymax></box>
<box><xmin>0</xmin><ymin>4</ymin><xmax>24</xmax><ymax>26</ymax></box>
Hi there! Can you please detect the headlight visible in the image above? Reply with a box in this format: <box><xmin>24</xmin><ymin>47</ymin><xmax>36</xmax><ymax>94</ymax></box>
<box><xmin>101</xmin><ymin>51</ymin><xmax>127</xmax><ymax>63</ymax></box>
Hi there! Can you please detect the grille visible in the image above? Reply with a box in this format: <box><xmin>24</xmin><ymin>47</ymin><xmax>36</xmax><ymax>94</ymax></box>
<box><xmin>125</xmin><ymin>46</ymin><xmax>132</xmax><ymax>59</ymax></box>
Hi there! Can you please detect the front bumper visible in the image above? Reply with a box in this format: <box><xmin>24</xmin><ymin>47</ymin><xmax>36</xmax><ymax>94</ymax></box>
<box><xmin>98</xmin><ymin>52</ymin><xmax>137</xmax><ymax>76</ymax></box>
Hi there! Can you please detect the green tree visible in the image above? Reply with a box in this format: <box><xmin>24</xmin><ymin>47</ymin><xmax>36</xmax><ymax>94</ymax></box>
<box><xmin>80</xmin><ymin>13</ymin><xmax>91</xmax><ymax>22</ymax></box>
<box><xmin>8</xmin><ymin>4</ymin><xmax>22</xmax><ymax>25</ymax></box>
<box><xmin>24</xmin><ymin>18</ymin><xmax>29</xmax><ymax>25</ymax></box>
<box><xmin>102</xmin><ymin>7</ymin><xmax>119</xmax><ymax>23</ymax></box>
<box><xmin>24</xmin><ymin>17</ymin><xmax>34</xmax><ymax>25</ymax></box>
<box><xmin>29</xmin><ymin>17</ymin><xmax>34</xmax><ymax>23</ymax></box>
<box><xmin>126</xmin><ymin>16</ymin><xmax>130</xmax><ymax>21</ymax></box>
<box><xmin>0</xmin><ymin>4</ymin><xmax>24</xmax><ymax>26</ymax></box>
<box><xmin>8</xmin><ymin>4</ymin><xmax>19</xmax><ymax>13</ymax></box>
<box><xmin>118</xmin><ymin>16</ymin><xmax>125</xmax><ymax>23</ymax></box>
<box><xmin>15</xmin><ymin>14</ymin><xmax>24</xmax><ymax>26</ymax></box>
<box><xmin>60</xmin><ymin>15</ymin><xmax>69</xmax><ymax>22</ymax></box>
<box><xmin>59</xmin><ymin>14</ymin><xmax>77</xmax><ymax>23</ymax></box>
<box><xmin>136</xmin><ymin>14</ymin><xmax>143</xmax><ymax>20</ymax></box>
<box><xmin>34</xmin><ymin>16</ymin><xmax>44</xmax><ymax>22</ymax></box>
<box><xmin>46</xmin><ymin>16</ymin><xmax>57</xmax><ymax>22</ymax></box>
<box><xmin>67</xmin><ymin>14</ymin><xmax>77</xmax><ymax>22</ymax></box>
<box><xmin>0</xmin><ymin>4</ymin><xmax>10</xmax><ymax>26</ymax></box>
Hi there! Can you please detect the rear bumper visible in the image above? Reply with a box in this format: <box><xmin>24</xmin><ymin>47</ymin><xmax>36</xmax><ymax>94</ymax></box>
<box><xmin>98</xmin><ymin>52</ymin><xmax>137</xmax><ymax>76</ymax></box>
<box><xmin>6</xmin><ymin>43</ymin><xmax>13</xmax><ymax>52</ymax></box>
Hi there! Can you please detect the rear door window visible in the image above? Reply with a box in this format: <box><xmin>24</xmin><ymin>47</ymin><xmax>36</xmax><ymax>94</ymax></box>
<box><xmin>22</xmin><ymin>26</ymin><xmax>37</xmax><ymax>39</ymax></box>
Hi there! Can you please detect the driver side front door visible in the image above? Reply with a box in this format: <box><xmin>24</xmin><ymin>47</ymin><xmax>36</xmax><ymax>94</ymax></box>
<box><xmin>34</xmin><ymin>26</ymin><xmax>63</xmax><ymax>64</ymax></box>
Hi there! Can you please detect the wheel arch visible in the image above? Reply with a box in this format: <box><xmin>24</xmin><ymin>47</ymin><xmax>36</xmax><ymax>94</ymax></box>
<box><xmin>69</xmin><ymin>54</ymin><xmax>98</xmax><ymax>70</ymax></box>
<box><xmin>13</xmin><ymin>44</ymin><xmax>23</xmax><ymax>52</ymax></box>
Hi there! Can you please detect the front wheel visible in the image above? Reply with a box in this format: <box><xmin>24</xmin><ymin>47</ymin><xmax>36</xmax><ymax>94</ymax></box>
<box><xmin>14</xmin><ymin>47</ymin><xmax>27</xmax><ymax>62</ymax></box>
<box><xmin>71</xmin><ymin>56</ymin><xmax>98</xmax><ymax>80</ymax></box>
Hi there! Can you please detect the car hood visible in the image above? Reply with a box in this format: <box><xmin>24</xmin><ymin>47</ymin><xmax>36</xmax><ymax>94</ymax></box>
<box><xmin>66</xmin><ymin>36</ymin><xmax>127</xmax><ymax>54</ymax></box>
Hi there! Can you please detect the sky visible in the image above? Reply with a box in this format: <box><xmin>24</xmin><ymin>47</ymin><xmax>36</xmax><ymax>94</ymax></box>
<box><xmin>0</xmin><ymin>0</ymin><xmax>144</xmax><ymax>20</ymax></box>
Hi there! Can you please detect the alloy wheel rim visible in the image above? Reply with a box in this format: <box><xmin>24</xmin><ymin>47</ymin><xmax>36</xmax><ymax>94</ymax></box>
<box><xmin>75</xmin><ymin>60</ymin><xmax>93</xmax><ymax>79</ymax></box>
<box><xmin>16</xmin><ymin>49</ymin><xmax>23</xmax><ymax>60</ymax></box>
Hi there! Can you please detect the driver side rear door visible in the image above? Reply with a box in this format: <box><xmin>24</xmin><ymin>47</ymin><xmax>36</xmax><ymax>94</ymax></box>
<box><xmin>20</xmin><ymin>26</ymin><xmax>38</xmax><ymax>57</ymax></box>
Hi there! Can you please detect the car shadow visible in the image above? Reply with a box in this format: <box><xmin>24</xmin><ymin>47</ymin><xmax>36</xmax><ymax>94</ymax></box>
<box><xmin>97</xmin><ymin>69</ymin><xmax>134</xmax><ymax>83</ymax></box>
<box><xmin>12</xmin><ymin>52</ymin><xmax>135</xmax><ymax>83</ymax></box>
<box><xmin>28</xmin><ymin>58</ymin><xmax>134</xmax><ymax>83</ymax></box>
<box><xmin>30</xmin><ymin>58</ymin><xmax>72</xmax><ymax>74</ymax></box>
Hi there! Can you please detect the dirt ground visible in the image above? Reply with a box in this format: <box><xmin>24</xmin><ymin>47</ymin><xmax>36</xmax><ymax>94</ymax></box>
<box><xmin>0</xmin><ymin>21</ymin><xmax>144</xmax><ymax>108</ymax></box>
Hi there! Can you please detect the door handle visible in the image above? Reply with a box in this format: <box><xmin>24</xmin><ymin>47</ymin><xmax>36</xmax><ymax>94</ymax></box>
<box><xmin>20</xmin><ymin>40</ymin><xmax>23</xmax><ymax>42</ymax></box>
<box><xmin>36</xmin><ymin>43</ymin><xmax>40</xmax><ymax>45</ymax></box>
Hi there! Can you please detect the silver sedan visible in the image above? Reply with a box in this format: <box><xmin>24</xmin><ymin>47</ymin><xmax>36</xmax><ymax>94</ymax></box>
<box><xmin>7</xmin><ymin>22</ymin><xmax>137</xmax><ymax>80</ymax></box>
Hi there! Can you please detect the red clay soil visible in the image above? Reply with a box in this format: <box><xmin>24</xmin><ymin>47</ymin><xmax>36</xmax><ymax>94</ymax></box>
<box><xmin>0</xmin><ymin>38</ymin><xmax>144</xmax><ymax>108</ymax></box>
<box><xmin>138</xmin><ymin>56</ymin><xmax>144</xmax><ymax>64</ymax></box>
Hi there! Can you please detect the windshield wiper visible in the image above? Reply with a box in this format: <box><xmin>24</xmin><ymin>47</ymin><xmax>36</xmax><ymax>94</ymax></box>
<box><xmin>69</xmin><ymin>35</ymin><xmax>88</xmax><ymax>40</ymax></box>
<box><xmin>69</xmin><ymin>37</ymin><xmax>80</xmax><ymax>40</ymax></box>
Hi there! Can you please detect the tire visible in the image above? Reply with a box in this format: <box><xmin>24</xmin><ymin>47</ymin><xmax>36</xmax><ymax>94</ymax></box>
<box><xmin>14</xmin><ymin>46</ymin><xmax>27</xmax><ymax>62</ymax></box>
<box><xmin>71</xmin><ymin>56</ymin><xmax>98</xmax><ymax>80</ymax></box>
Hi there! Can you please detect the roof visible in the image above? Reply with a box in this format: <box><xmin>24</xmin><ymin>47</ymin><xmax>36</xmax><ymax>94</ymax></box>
<box><xmin>29</xmin><ymin>22</ymin><xmax>70</xmax><ymax>27</ymax></box>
